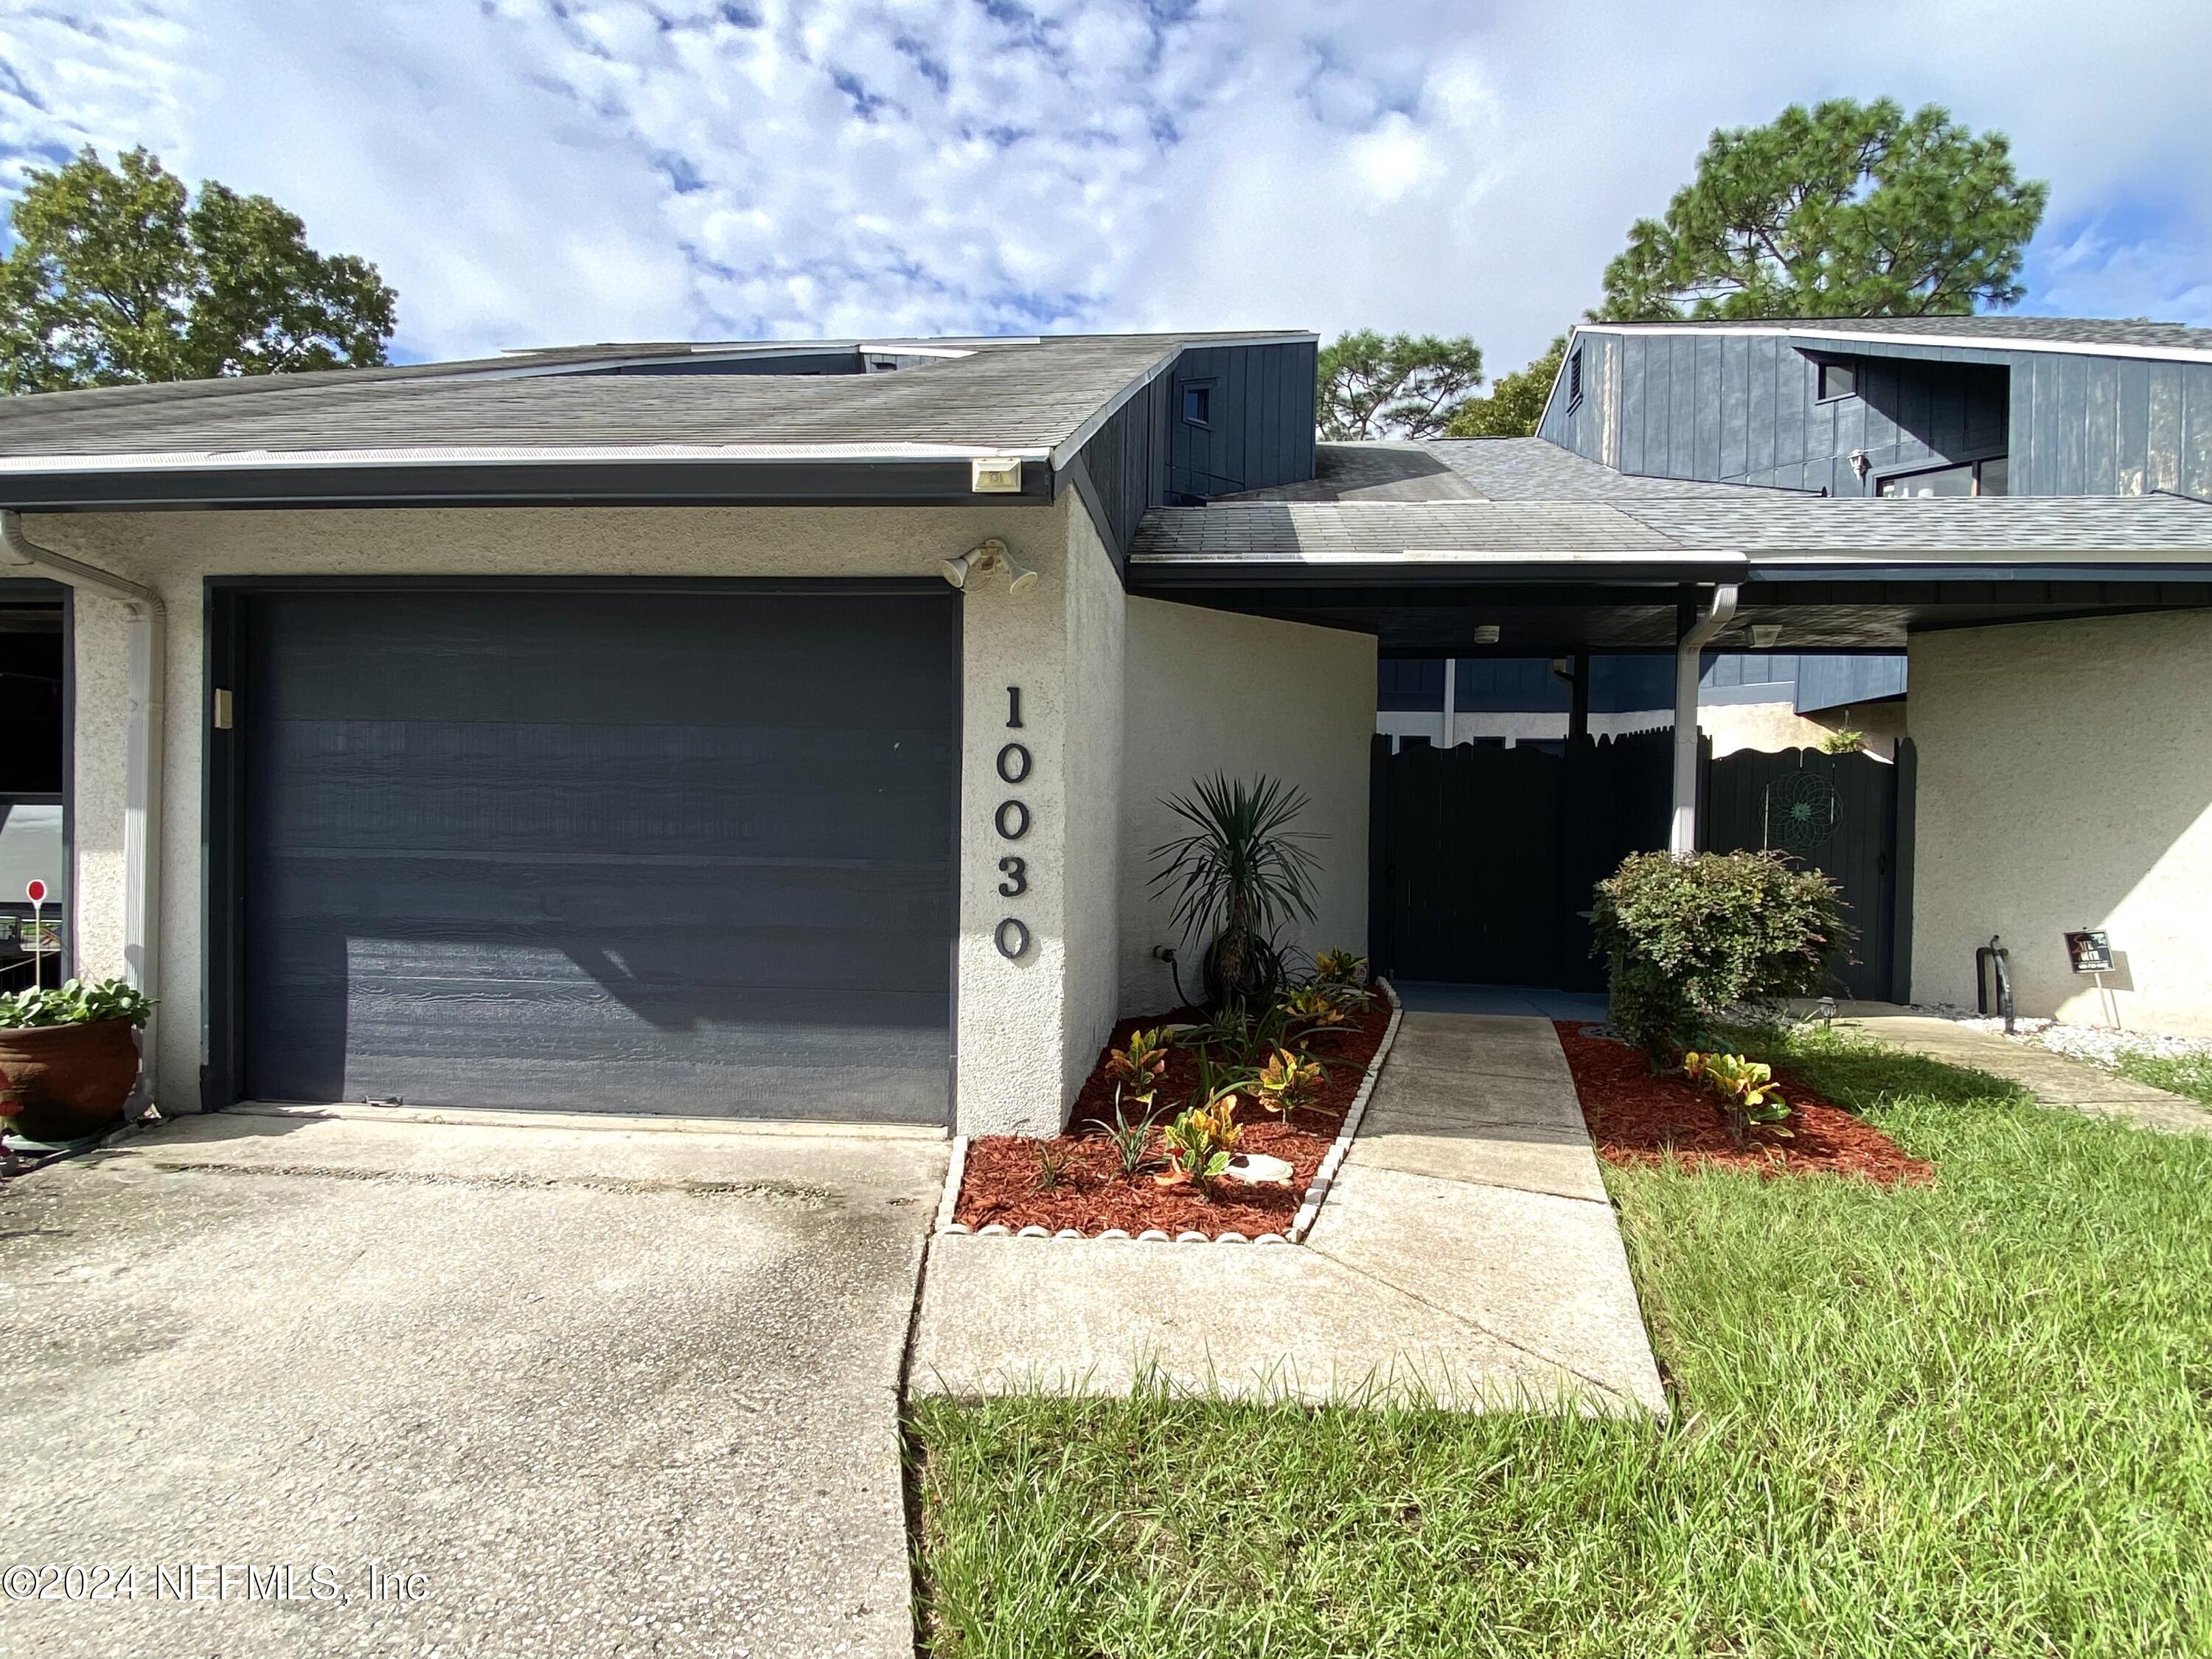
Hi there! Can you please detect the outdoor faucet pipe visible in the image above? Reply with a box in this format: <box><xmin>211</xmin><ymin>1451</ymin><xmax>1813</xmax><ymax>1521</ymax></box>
<box><xmin>1669</xmin><ymin>582</ymin><xmax>1739</xmax><ymax>855</ymax></box>
<box><xmin>1</xmin><ymin>509</ymin><xmax>164</xmax><ymax>1106</ymax></box>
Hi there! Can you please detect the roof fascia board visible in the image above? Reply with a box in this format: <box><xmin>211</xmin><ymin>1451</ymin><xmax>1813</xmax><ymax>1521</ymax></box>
<box><xmin>1574</xmin><ymin>321</ymin><xmax>2212</xmax><ymax>367</ymax></box>
<box><xmin>0</xmin><ymin>456</ymin><xmax>1056</xmax><ymax>512</ymax></box>
<box><xmin>1127</xmin><ymin>549</ymin><xmax>1747</xmax><ymax>585</ymax></box>
<box><xmin>0</xmin><ymin>441</ymin><xmax>1052</xmax><ymax>476</ymax></box>
<box><xmin>1747</xmin><ymin>560</ymin><xmax>2212</xmax><ymax>582</ymax></box>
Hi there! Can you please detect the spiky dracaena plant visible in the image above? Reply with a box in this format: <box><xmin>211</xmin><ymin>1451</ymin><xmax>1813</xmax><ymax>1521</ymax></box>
<box><xmin>1149</xmin><ymin>773</ymin><xmax>1323</xmax><ymax>1012</ymax></box>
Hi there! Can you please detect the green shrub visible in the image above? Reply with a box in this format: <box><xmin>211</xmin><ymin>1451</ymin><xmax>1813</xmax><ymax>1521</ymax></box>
<box><xmin>1590</xmin><ymin>851</ymin><xmax>1850</xmax><ymax>1062</ymax></box>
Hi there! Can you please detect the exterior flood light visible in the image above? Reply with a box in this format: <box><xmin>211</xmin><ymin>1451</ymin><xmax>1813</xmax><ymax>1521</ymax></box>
<box><xmin>970</xmin><ymin>456</ymin><xmax>1023</xmax><ymax>493</ymax></box>
<box><xmin>1750</xmin><ymin>624</ymin><xmax>1784</xmax><ymax>649</ymax></box>
<box><xmin>1472</xmin><ymin>623</ymin><xmax>1501</xmax><ymax>645</ymax></box>
<box><xmin>941</xmin><ymin>538</ymin><xmax>1039</xmax><ymax>594</ymax></box>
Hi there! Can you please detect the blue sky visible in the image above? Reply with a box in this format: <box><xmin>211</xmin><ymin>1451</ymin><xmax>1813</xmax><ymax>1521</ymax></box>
<box><xmin>3</xmin><ymin>0</ymin><xmax>2208</xmax><ymax>372</ymax></box>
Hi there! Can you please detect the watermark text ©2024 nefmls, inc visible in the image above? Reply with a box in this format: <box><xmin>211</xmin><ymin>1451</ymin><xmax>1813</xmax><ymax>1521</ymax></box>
<box><xmin>4</xmin><ymin>1562</ymin><xmax>430</xmax><ymax>1604</ymax></box>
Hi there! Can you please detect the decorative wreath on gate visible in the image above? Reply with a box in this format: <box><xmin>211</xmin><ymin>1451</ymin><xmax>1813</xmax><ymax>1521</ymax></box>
<box><xmin>1766</xmin><ymin>771</ymin><xmax>1839</xmax><ymax>854</ymax></box>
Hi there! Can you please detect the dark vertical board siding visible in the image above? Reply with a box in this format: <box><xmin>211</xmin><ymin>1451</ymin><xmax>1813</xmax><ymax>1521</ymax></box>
<box><xmin>2146</xmin><ymin>364</ymin><xmax>2184</xmax><ymax>494</ymax></box>
<box><xmin>1572</xmin><ymin>328</ymin><xmax>2212</xmax><ymax>499</ymax></box>
<box><xmin>1668</xmin><ymin>338</ymin><xmax>1696</xmax><ymax>478</ymax></box>
<box><xmin>2116</xmin><ymin>360</ymin><xmax>2152</xmax><ymax>495</ymax></box>
<box><xmin>1719</xmin><ymin>336</ymin><xmax>1749</xmax><ymax>480</ymax></box>
<box><xmin>1693</xmin><ymin>335</ymin><xmax>1722</xmax><ymax>478</ymax></box>
<box><xmin>2188</xmin><ymin>366</ymin><xmax>2212</xmax><ymax>499</ymax></box>
<box><xmin>1087</xmin><ymin>338</ymin><xmax>1315</xmax><ymax>532</ymax></box>
<box><xmin>1618</xmin><ymin>336</ymin><xmax>1646</xmax><ymax>473</ymax></box>
<box><xmin>2051</xmin><ymin>355</ymin><xmax>2088</xmax><ymax>495</ymax></box>
<box><xmin>1745</xmin><ymin>338</ymin><xmax>1774</xmax><ymax>479</ymax></box>
<box><xmin>2011</xmin><ymin>366</ymin><xmax>2042</xmax><ymax>492</ymax></box>
<box><xmin>2084</xmin><ymin>360</ymin><xmax>2120</xmax><ymax>495</ymax></box>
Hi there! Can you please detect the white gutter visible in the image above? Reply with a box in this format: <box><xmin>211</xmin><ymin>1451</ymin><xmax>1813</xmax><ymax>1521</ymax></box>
<box><xmin>1</xmin><ymin>511</ymin><xmax>164</xmax><ymax>1107</ymax></box>
<box><xmin>0</xmin><ymin>439</ymin><xmax>1054</xmax><ymax>477</ymax></box>
<box><xmin>1670</xmin><ymin>583</ymin><xmax>1738</xmax><ymax>855</ymax></box>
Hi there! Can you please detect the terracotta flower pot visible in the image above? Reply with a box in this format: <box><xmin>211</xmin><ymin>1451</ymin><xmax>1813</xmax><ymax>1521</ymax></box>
<box><xmin>0</xmin><ymin>1017</ymin><xmax>140</xmax><ymax>1142</ymax></box>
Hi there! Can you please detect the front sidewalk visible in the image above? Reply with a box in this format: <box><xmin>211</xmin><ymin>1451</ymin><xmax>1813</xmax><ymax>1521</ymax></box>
<box><xmin>908</xmin><ymin>1013</ymin><xmax>1666</xmax><ymax>1414</ymax></box>
<box><xmin>1837</xmin><ymin>1011</ymin><xmax>2212</xmax><ymax>1136</ymax></box>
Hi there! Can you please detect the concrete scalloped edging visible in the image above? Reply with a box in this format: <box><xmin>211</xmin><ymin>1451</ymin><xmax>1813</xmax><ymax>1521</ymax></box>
<box><xmin>935</xmin><ymin>978</ymin><xmax>1403</xmax><ymax>1247</ymax></box>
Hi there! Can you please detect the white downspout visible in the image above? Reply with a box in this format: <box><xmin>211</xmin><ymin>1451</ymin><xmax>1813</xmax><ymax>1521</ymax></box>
<box><xmin>2</xmin><ymin>510</ymin><xmax>164</xmax><ymax>1108</ymax></box>
<box><xmin>1669</xmin><ymin>583</ymin><xmax>1739</xmax><ymax>855</ymax></box>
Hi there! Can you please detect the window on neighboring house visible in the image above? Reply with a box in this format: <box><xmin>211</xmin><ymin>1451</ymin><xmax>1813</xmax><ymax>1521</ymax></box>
<box><xmin>1877</xmin><ymin>456</ymin><xmax>2009</xmax><ymax>497</ymax></box>
<box><xmin>1566</xmin><ymin>348</ymin><xmax>1584</xmax><ymax>409</ymax></box>
<box><xmin>1817</xmin><ymin>361</ymin><xmax>1856</xmax><ymax>401</ymax></box>
<box><xmin>1180</xmin><ymin>383</ymin><xmax>1212</xmax><ymax>428</ymax></box>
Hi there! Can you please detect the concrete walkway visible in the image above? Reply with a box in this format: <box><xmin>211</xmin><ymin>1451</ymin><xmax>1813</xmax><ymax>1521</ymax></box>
<box><xmin>909</xmin><ymin>1013</ymin><xmax>1665</xmax><ymax>1415</ymax></box>
<box><xmin>1841</xmin><ymin>1012</ymin><xmax>2212</xmax><ymax>1136</ymax></box>
<box><xmin>0</xmin><ymin>1112</ymin><xmax>944</xmax><ymax>1659</ymax></box>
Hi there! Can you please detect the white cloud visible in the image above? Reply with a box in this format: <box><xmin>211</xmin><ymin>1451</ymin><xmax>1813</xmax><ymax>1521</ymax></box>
<box><xmin>1</xmin><ymin>0</ymin><xmax>2208</xmax><ymax>371</ymax></box>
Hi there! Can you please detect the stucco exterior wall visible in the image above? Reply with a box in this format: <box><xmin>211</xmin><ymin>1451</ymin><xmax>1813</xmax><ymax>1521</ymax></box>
<box><xmin>1909</xmin><ymin>611</ymin><xmax>2212</xmax><ymax>1033</ymax></box>
<box><xmin>1057</xmin><ymin>507</ymin><xmax>1126</xmax><ymax>1107</ymax></box>
<box><xmin>35</xmin><ymin>501</ymin><xmax>1107</xmax><ymax>1133</ymax></box>
<box><xmin>1119</xmin><ymin>597</ymin><xmax>1376</xmax><ymax>1013</ymax></box>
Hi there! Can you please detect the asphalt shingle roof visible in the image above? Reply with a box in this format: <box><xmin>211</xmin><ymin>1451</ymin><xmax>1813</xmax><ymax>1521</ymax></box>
<box><xmin>1428</xmin><ymin>439</ymin><xmax>1805</xmax><ymax>501</ymax></box>
<box><xmin>1131</xmin><ymin>501</ymin><xmax>1684</xmax><ymax>560</ymax></box>
<box><xmin>0</xmin><ymin>333</ymin><xmax>1290</xmax><ymax>461</ymax></box>
<box><xmin>1130</xmin><ymin>439</ymin><xmax>2212</xmax><ymax>569</ymax></box>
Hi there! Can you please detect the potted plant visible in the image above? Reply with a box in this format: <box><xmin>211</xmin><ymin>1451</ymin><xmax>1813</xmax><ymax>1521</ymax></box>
<box><xmin>0</xmin><ymin>978</ymin><xmax>154</xmax><ymax>1142</ymax></box>
<box><xmin>1149</xmin><ymin>772</ymin><xmax>1322</xmax><ymax>1011</ymax></box>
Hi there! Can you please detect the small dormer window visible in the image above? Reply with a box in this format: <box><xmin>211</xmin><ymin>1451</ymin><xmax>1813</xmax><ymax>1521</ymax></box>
<box><xmin>1180</xmin><ymin>383</ymin><xmax>1213</xmax><ymax>428</ymax></box>
<box><xmin>1566</xmin><ymin>348</ymin><xmax>1584</xmax><ymax>410</ymax></box>
<box><xmin>1818</xmin><ymin>361</ymin><xmax>1856</xmax><ymax>401</ymax></box>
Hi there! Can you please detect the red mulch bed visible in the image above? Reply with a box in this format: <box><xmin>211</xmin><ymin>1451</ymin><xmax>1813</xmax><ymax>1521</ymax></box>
<box><xmin>1555</xmin><ymin>1021</ymin><xmax>1933</xmax><ymax>1186</ymax></box>
<box><xmin>953</xmin><ymin>1001</ymin><xmax>1393</xmax><ymax>1239</ymax></box>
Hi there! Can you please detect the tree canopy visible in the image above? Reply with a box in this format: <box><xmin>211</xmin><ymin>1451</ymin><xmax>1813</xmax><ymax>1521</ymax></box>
<box><xmin>0</xmin><ymin>147</ymin><xmax>397</xmax><ymax>393</ymax></box>
<box><xmin>1597</xmin><ymin>98</ymin><xmax>2048</xmax><ymax>321</ymax></box>
<box><xmin>1445</xmin><ymin>335</ymin><xmax>1566</xmax><ymax>439</ymax></box>
<box><xmin>1315</xmin><ymin>330</ymin><xmax>1485</xmax><ymax>440</ymax></box>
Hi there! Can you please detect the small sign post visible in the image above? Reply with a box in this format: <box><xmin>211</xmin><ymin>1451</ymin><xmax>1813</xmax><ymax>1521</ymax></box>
<box><xmin>24</xmin><ymin>879</ymin><xmax>46</xmax><ymax>989</ymax></box>
<box><xmin>2064</xmin><ymin>930</ymin><xmax>2119</xmax><ymax>1029</ymax></box>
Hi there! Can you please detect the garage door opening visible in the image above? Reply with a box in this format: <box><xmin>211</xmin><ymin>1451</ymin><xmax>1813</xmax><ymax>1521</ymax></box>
<box><xmin>209</xmin><ymin>581</ymin><xmax>959</xmax><ymax>1125</ymax></box>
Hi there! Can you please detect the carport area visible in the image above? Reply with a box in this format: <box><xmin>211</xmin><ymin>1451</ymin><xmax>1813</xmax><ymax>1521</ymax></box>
<box><xmin>0</xmin><ymin>1112</ymin><xmax>945</xmax><ymax>1658</ymax></box>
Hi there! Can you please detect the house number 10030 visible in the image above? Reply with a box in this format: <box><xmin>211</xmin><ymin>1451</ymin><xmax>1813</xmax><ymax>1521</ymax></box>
<box><xmin>995</xmin><ymin>685</ymin><xmax>1033</xmax><ymax>959</ymax></box>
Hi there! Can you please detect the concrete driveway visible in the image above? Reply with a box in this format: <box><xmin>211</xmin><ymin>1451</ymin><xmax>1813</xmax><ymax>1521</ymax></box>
<box><xmin>0</xmin><ymin>1110</ymin><xmax>945</xmax><ymax>1658</ymax></box>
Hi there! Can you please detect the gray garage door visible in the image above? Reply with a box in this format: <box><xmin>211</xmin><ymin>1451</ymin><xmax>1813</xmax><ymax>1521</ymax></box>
<box><xmin>239</xmin><ymin>585</ymin><xmax>957</xmax><ymax>1122</ymax></box>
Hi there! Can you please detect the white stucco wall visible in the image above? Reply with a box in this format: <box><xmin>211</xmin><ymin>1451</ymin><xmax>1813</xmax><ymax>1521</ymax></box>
<box><xmin>1119</xmin><ymin>597</ymin><xmax>1376</xmax><ymax>1015</ymax></box>
<box><xmin>948</xmin><ymin>501</ymin><xmax>1127</xmax><ymax>1135</ymax></box>
<box><xmin>35</xmin><ymin>501</ymin><xmax>1113</xmax><ymax>1132</ymax></box>
<box><xmin>1909</xmin><ymin>611</ymin><xmax>2212</xmax><ymax>1033</ymax></box>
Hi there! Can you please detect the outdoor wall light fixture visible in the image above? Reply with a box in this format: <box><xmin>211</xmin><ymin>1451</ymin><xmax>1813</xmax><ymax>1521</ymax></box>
<box><xmin>941</xmin><ymin>538</ymin><xmax>1040</xmax><ymax>594</ymax></box>
<box><xmin>970</xmin><ymin>456</ymin><xmax>1024</xmax><ymax>493</ymax></box>
<box><xmin>1749</xmin><ymin>624</ymin><xmax>1784</xmax><ymax>649</ymax></box>
<box><xmin>1472</xmin><ymin>623</ymin><xmax>1501</xmax><ymax>645</ymax></box>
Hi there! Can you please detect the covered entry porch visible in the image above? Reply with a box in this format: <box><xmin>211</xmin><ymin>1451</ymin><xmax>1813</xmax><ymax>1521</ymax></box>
<box><xmin>1130</xmin><ymin>507</ymin><xmax>2212</xmax><ymax>1024</ymax></box>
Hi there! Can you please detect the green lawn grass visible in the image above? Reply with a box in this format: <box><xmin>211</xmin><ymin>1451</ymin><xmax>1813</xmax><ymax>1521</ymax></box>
<box><xmin>908</xmin><ymin>1028</ymin><xmax>2212</xmax><ymax>1657</ymax></box>
<box><xmin>2114</xmin><ymin>1048</ymin><xmax>2212</xmax><ymax>1107</ymax></box>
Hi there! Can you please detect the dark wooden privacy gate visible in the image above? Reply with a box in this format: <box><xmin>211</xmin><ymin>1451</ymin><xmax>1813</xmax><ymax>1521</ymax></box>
<box><xmin>1702</xmin><ymin>748</ymin><xmax>1899</xmax><ymax>1002</ymax></box>
<box><xmin>1368</xmin><ymin>734</ymin><xmax>1901</xmax><ymax>999</ymax></box>
<box><xmin>1368</xmin><ymin>731</ymin><xmax>1674</xmax><ymax>992</ymax></box>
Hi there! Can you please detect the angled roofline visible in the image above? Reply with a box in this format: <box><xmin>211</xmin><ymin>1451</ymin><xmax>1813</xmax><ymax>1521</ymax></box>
<box><xmin>0</xmin><ymin>330</ymin><xmax>1319</xmax><ymax>512</ymax></box>
<box><xmin>1571</xmin><ymin>319</ymin><xmax>2212</xmax><ymax>367</ymax></box>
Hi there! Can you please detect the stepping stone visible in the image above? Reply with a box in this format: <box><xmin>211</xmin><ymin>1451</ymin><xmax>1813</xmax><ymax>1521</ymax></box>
<box><xmin>1224</xmin><ymin>1152</ymin><xmax>1293</xmax><ymax>1185</ymax></box>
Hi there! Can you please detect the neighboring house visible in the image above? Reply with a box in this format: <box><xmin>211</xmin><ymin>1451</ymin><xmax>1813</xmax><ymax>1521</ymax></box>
<box><xmin>1374</xmin><ymin>649</ymin><xmax>1907</xmax><ymax>759</ymax></box>
<box><xmin>3</xmin><ymin>315</ymin><xmax>2211</xmax><ymax>1143</ymax></box>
